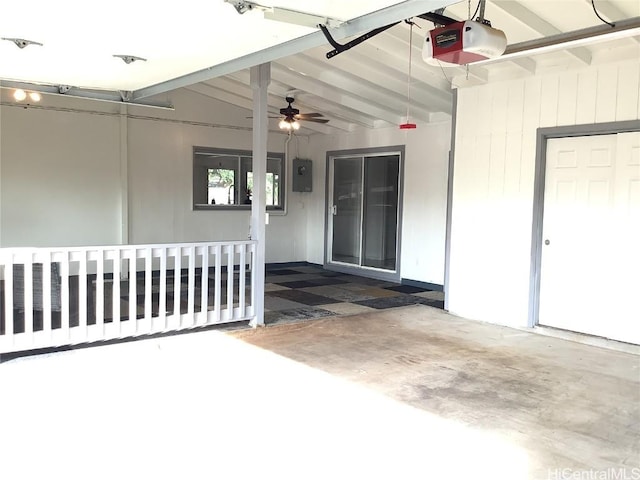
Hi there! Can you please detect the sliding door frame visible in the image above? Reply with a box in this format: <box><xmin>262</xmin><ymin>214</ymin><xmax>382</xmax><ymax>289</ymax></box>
<box><xmin>324</xmin><ymin>145</ymin><xmax>405</xmax><ymax>282</ymax></box>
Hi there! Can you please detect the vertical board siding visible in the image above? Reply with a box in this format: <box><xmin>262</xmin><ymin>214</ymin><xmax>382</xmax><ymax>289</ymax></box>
<box><xmin>557</xmin><ymin>72</ymin><xmax>578</xmax><ymax>127</ymax></box>
<box><xmin>595</xmin><ymin>65</ymin><xmax>619</xmax><ymax>124</ymax></box>
<box><xmin>575</xmin><ymin>69</ymin><xmax>598</xmax><ymax>124</ymax></box>
<box><xmin>449</xmin><ymin>59</ymin><xmax>640</xmax><ymax>327</ymax></box>
<box><xmin>539</xmin><ymin>75</ymin><xmax>560</xmax><ymax>128</ymax></box>
<box><xmin>615</xmin><ymin>62</ymin><xmax>640</xmax><ymax>122</ymax></box>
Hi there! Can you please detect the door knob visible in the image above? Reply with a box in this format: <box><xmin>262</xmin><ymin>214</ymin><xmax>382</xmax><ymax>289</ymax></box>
<box><xmin>544</xmin><ymin>239</ymin><xmax>550</xmax><ymax>245</ymax></box>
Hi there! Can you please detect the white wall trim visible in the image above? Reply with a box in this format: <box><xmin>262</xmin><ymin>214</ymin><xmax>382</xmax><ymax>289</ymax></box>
<box><xmin>119</xmin><ymin>105</ymin><xmax>129</xmax><ymax>245</ymax></box>
<box><xmin>443</xmin><ymin>89</ymin><xmax>457</xmax><ymax>310</ymax></box>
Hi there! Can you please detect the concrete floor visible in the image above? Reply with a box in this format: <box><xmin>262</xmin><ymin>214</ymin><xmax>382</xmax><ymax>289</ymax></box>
<box><xmin>1</xmin><ymin>305</ymin><xmax>638</xmax><ymax>479</ymax></box>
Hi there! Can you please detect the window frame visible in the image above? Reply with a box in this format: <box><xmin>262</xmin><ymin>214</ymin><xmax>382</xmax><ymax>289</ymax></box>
<box><xmin>193</xmin><ymin>146</ymin><xmax>285</xmax><ymax>212</ymax></box>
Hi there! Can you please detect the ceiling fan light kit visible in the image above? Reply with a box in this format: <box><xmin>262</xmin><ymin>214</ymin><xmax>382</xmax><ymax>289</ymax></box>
<box><xmin>277</xmin><ymin>96</ymin><xmax>328</xmax><ymax>131</ymax></box>
<box><xmin>279</xmin><ymin>118</ymin><xmax>300</xmax><ymax>130</ymax></box>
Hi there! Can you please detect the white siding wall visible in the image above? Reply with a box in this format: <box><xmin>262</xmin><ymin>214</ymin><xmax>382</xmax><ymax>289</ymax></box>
<box><xmin>0</xmin><ymin>88</ymin><xmax>307</xmax><ymax>262</ymax></box>
<box><xmin>307</xmin><ymin>120</ymin><xmax>451</xmax><ymax>285</ymax></box>
<box><xmin>448</xmin><ymin>59</ymin><xmax>640</xmax><ymax>327</ymax></box>
<box><xmin>0</xmin><ymin>94</ymin><xmax>122</xmax><ymax>247</ymax></box>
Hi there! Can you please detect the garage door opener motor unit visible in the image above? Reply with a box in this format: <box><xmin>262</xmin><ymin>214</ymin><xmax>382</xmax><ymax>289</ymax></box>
<box><xmin>423</xmin><ymin>20</ymin><xmax>506</xmax><ymax>66</ymax></box>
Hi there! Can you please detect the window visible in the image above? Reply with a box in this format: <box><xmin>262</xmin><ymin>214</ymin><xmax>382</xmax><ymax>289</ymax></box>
<box><xmin>193</xmin><ymin>147</ymin><xmax>284</xmax><ymax>210</ymax></box>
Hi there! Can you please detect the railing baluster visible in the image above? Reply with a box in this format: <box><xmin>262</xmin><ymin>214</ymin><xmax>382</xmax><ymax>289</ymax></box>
<box><xmin>24</xmin><ymin>253</ymin><xmax>34</xmax><ymax>341</ymax></box>
<box><xmin>214</xmin><ymin>245</ymin><xmax>222</xmax><ymax>323</ymax></box>
<box><xmin>4</xmin><ymin>255</ymin><xmax>15</xmax><ymax>349</ymax></box>
<box><xmin>60</xmin><ymin>251</ymin><xmax>70</xmax><ymax>341</ymax></box>
<box><xmin>129</xmin><ymin>249</ymin><xmax>137</xmax><ymax>332</ymax></box>
<box><xmin>227</xmin><ymin>245</ymin><xmax>234</xmax><ymax>321</ymax></box>
<box><xmin>78</xmin><ymin>250</ymin><xmax>88</xmax><ymax>340</ymax></box>
<box><xmin>42</xmin><ymin>252</ymin><xmax>52</xmax><ymax>342</ymax></box>
<box><xmin>239</xmin><ymin>245</ymin><xmax>246</xmax><ymax>318</ymax></box>
<box><xmin>145</xmin><ymin>247</ymin><xmax>152</xmax><ymax>329</ymax></box>
<box><xmin>113</xmin><ymin>249</ymin><xmax>122</xmax><ymax>336</ymax></box>
<box><xmin>187</xmin><ymin>245</ymin><xmax>196</xmax><ymax>324</ymax></box>
<box><xmin>200</xmin><ymin>246</ymin><xmax>209</xmax><ymax>323</ymax></box>
<box><xmin>250</xmin><ymin>244</ymin><xmax>256</xmax><ymax>312</ymax></box>
<box><xmin>174</xmin><ymin>249</ymin><xmax>182</xmax><ymax>320</ymax></box>
<box><xmin>96</xmin><ymin>250</ymin><xmax>104</xmax><ymax>335</ymax></box>
<box><xmin>159</xmin><ymin>247</ymin><xmax>167</xmax><ymax>329</ymax></box>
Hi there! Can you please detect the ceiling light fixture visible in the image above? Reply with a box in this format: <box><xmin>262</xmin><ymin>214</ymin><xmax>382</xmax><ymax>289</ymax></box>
<box><xmin>279</xmin><ymin>117</ymin><xmax>300</xmax><ymax>130</ymax></box>
<box><xmin>113</xmin><ymin>54</ymin><xmax>147</xmax><ymax>64</ymax></box>
<box><xmin>224</xmin><ymin>0</ymin><xmax>269</xmax><ymax>15</ymax></box>
<box><xmin>2</xmin><ymin>37</ymin><xmax>43</xmax><ymax>49</ymax></box>
<box><xmin>13</xmin><ymin>89</ymin><xmax>27</xmax><ymax>101</ymax></box>
<box><xmin>12</xmin><ymin>88</ymin><xmax>42</xmax><ymax>103</ymax></box>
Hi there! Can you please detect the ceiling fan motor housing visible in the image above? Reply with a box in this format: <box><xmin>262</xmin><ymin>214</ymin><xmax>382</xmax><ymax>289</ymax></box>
<box><xmin>422</xmin><ymin>20</ymin><xmax>507</xmax><ymax>66</ymax></box>
<box><xmin>280</xmin><ymin>96</ymin><xmax>299</xmax><ymax>119</ymax></box>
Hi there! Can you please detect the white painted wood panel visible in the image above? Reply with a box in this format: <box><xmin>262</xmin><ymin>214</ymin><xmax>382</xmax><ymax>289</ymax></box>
<box><xmin>575</xmin><ymin>69</ymin><xmax>598</xmax><ymax>125</ymax></box>
<box><xmin>449</xmin><ymin>58</ymin><xmax>640</xmax><ymax>328</ymax></box>
<box><xmin>505</xmin><ymin>82</ymin><xmax>525</xmax><ymax>134</ymax></box>
<box><xmin>557</xmin><ymin>72</ymin><xmax>578</xmax><ymax>126</ymax></box>
<box><xmin>539</xmin><ymin>75</ymin><xmax>560</xmax><ymax>128</ymax></box>
<box><xmin>616</xmin><ymin>62</ymin><xmax>640</xmax><ymax>122</ymax></box>
<box><xmin>595</xmin><ymin>66</ymin><xmax>619</xmax><ymax>124</ymax></box>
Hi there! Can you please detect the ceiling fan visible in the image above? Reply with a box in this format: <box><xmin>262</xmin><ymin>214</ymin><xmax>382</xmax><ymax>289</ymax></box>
<box><xmin>278</xmin><ymin>96</ymin><xmax>328</xmax><ymax>130</ymax></box>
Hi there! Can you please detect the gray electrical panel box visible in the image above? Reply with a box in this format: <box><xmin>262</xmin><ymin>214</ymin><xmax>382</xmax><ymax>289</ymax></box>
<box><xmin>292</xmin><ymin>158</ymin><xmax>312</xmax><ymax>192</ymax></box>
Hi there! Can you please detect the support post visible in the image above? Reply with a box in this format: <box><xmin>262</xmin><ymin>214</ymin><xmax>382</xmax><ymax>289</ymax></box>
<box><xmin>249</xmin><ymin>63</ymin><xmax>270</xmax><ymax>327</ymax></box>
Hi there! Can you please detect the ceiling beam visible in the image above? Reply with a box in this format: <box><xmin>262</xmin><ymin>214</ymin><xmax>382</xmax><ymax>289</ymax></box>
<box><xmin>584</xmin><ymin>0</ymin><xmax>640</xmax><ymax>43</ymax></box>
<box><xmin>185</xmin><ymin>83</ymin><xmax>335</xmax><ymax>135</ymax></box>
<box><xmin>291</xmin><ymin>52</ymin><xmax>440</xmax><ymax>118</ymax></box>
<box><xmin>270</xmin><ymin>63</ymin><xmax>402</xmax><ymax>125</ymax></box>
<box><xmin>268</xmin><ymin>83</ymin><xmax>377</xmax><ymax>129</ymax></box>
<box><xmin>305</xmin><ymin>47</ymin><xmax>452</xmax><ymax>114</ymax></box>
<box><xmin>474</xmin><ymin>16</ymin><xmax>640</xmax><ymax>67</ymax></box>
<box><xmin>491</xmin><ymin>0</ymin><xmax>592</xmax><ymax>65</ymax></box>
<box><xmin>277</xmin><ymin>54</ymin><xmax>433</xmax><ymax>123</ymax></box>
<box><xmin>0</xmin><ymin>80</ymin><xmax>173</xmax><ymax>110</ymax></box>
<box><xmin>208</xmin><ymin>76</ymin><xmax>354</xmax><ymax>132</ymax></box>
<box><xmin>511</xmin><ymin>57</ymin><xmax>537</xmax><ymax>74</ymax></box>
<box><xmin>227</xmin><ymin>70</ymin><xmax>377</xmax><ymax>129</ymax></box>
<box><xmin>132</xmin><ymin>0</ymin><xmax>459</xmax><ymax>100</ymax></box>
<box><xmin>584</xmin><ymin>0</ymin><xmax>634</xmax><ymax>22</ymax></box>
<box><xmin>342</xmin><ymin>40</ymin><xmax>453</xmax><ymax>94</ymax></box>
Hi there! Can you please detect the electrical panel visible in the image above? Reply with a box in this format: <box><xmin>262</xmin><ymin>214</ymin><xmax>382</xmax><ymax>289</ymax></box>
<box><xmin>292</xmin><ymin>158</ymin><xmax>312</xmax><ymax>192</ymax></box>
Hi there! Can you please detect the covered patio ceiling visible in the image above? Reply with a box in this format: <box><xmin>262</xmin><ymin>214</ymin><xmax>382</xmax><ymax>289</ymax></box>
<box><xmin>1</xmin><ymin>0</ymin><xmax>639</xmax><ymax>134</ymax></box>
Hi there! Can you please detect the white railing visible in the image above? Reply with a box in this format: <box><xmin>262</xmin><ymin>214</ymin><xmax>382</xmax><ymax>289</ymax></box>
<box><xmin>0</xmin><ymin>241</ymin><xmax>256</xmax><ymax>354</ymax></box>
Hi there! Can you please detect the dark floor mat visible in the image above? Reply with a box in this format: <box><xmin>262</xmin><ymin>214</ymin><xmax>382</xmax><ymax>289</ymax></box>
<box><xmin>268</xmin><ymin>289</ymin><xmax>337</xmax><ymax>306</ymax></box>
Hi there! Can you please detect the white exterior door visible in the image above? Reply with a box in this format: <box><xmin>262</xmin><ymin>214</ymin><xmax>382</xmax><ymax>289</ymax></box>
<box><xmin>539</xmin><ymin>132</ymin><xmax>640</xmax><ymax>344</ymax></box>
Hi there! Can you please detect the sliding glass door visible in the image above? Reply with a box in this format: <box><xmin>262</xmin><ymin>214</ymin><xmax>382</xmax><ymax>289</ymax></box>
<box><xmin>327</xmin><ymin>150</ymin><xmax>402</xmax><ymax>277</ymax></box>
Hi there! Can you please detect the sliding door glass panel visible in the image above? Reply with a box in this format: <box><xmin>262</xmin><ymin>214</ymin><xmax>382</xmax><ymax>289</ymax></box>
<box><xmin>362</xmin><ymin>155</ymin><xmax>399</xmax><ymax>270</ymax></box>
<box><xmin>332</xmin><ymin>157</ymin><xmax>363</xmax><ymax>265</ymax></box>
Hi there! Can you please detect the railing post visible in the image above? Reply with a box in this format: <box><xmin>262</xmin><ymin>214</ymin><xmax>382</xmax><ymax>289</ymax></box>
<box><xmin>249</xmin><ymin>63</ymin><xmax>270</xmax><ymax>327</ymax></box>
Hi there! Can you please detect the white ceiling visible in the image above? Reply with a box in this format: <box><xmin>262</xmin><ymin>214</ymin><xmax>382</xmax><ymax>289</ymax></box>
<box><xmin>1</xmin><ymin>0</ymin><xmax>639</xmax><ymax>134</ymax></box>
<box><xmin>0</xmin><ymin>0</ymin><xmax>415</xmax><ymax>90</ymax></box>
<box><xmin>185</xmin><ymin>0</ymin><xmax>639</xmax><ymax>134</ymax></box>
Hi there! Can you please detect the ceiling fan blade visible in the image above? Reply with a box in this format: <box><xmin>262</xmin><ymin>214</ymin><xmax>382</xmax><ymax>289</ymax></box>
<box><xmin>302</xmin><ymin>118</ymin><xmax>330</xmax><ymax>124</ymax></box>
<box><xmin>246</xmin><ymin>116</ymin><xmax>280</xmax><ymax>119</ymax></box>
<box><xmin>295</xmin><ymin>112</ymin><xmax>323</xmax><ymax>118</ymax></box>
